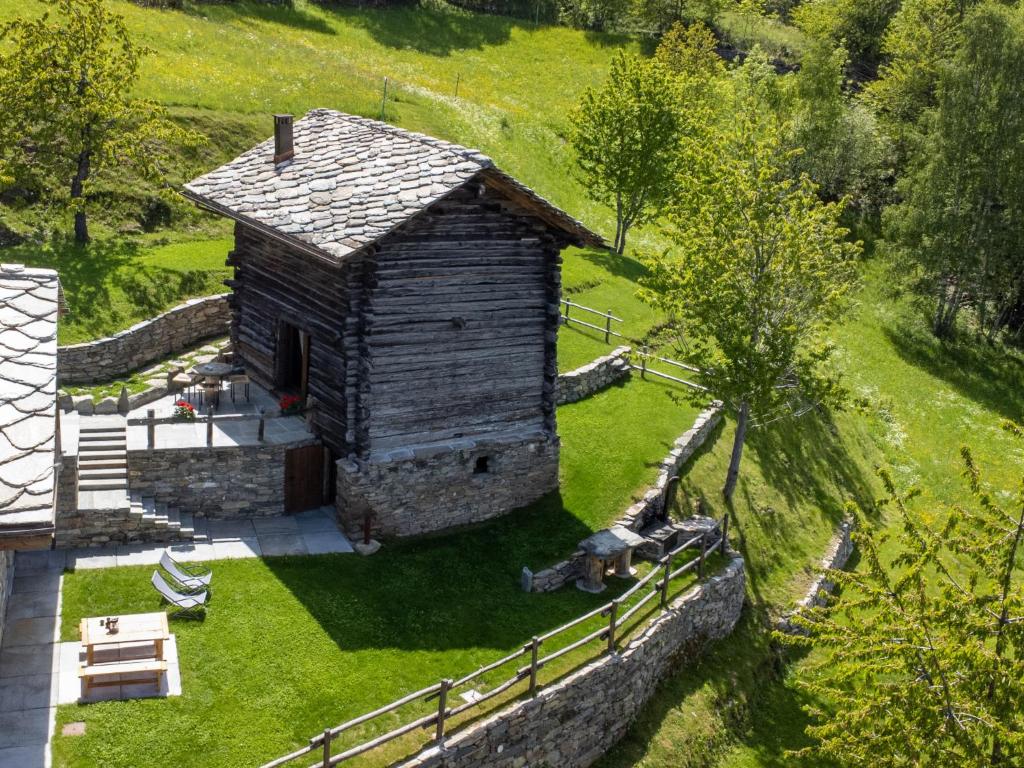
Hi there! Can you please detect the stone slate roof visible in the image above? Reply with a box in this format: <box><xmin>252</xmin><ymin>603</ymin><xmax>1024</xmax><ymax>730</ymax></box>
<box><xmin>0</xmin><ymin>264</ymin><xmax>59</xmax><ymax>537</ymax></box>
<box><xmin>183</xmin><ymin>109</ymin><xmax>603</xmax><ymax>261</ymax></box>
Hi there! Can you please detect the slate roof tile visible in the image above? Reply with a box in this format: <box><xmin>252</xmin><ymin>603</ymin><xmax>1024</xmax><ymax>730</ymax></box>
<box><xmin>0</xmin><ymin>264</ymin><xmax>58</xmax><ymax>535</ymax></box>
<box><xmin>183</xmin><ymin>109</ymin><xmax>603</xmax><ymax>260</ymax></box>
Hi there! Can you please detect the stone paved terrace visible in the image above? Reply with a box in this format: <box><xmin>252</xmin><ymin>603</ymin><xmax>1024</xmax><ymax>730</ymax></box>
<box><xmin>0</xmin><ymin>507</ymin><xmax>352</xmax><ymax>767</ymax></box>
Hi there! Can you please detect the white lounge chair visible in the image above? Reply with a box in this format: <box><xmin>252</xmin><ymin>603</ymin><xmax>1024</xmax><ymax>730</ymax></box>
<box><xmin>151</xmin><ymin>570</ymin><xmax>208</xmax><ymax>619</ymax></box>
<box><xmin>160</xmin><ymin>550</ymin><xmax>212</xmax><ymax>593</ymax></box>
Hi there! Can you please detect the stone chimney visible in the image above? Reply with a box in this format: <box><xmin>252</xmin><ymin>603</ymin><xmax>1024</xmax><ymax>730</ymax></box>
<box><xmin>273</xmin><ymin>114</ymin><xmax>294</xmax><ymax>165</ymax></box>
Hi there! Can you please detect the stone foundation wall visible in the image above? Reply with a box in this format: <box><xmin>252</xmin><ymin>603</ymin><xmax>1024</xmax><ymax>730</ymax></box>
<box><xmin>777</xmin><ymin>518</ymin><xmax>855</xmax><ymax>635</ymax></box>
<box><xmin>556</xmin><ymin>347</ymin><xmax>631</xmax><ymax>405</ymax></box>
<box><xmin>0</xmin><ymin>550</ymin><xmax>13</xmax><ymax>649</ymax></box>
<box><xmin>58</xmin><ymin>294</ymin><xmax>230</xmax><ymax>384</ymax></box>
<box><xmin>127</xmin><ymin>438</ymin><xmax>318</xmax><ymax>518</ymax></box>
<box><xmin>528</xmin><ymin>402</ymin><xmax>723</xmax><ymax>592</ymax></box>
<box><xmin>336</xmin><ymin>434</ymin><xmax>559</xmax><ymax>538</ymax></box>
<box><xmin>394</xmin><ymin>554</ymin><xmax>746</xmax><ymax>768</ymax></box>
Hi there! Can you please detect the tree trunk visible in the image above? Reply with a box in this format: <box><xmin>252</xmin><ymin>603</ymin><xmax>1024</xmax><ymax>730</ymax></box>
<box><xmin>723</xmin><ymin>401</ymin><xmax>750</xmax><ymax>502</ymax></box>
<box><xmin>613</xmin><ymin>195</ymin><xmax>625</xmax><ymax>255</ymax></box>
<box><xmin>71</xmin><ymin>147</ymin><xmax>90</xmax><ymax>244</ymax></box>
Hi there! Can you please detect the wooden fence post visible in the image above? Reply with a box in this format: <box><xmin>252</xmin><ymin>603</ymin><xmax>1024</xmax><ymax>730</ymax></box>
<box><xmin>721</xmin><ymin>514</ymin><xmax>729</xmax><ymax>553</ymax></box>
<box><xmin>640</xmin><ymin>354</ymin><xmax>647</xmax><ymax>379</ymax></box>
<box><xmin>660</xmin><ymin>556</ymin><xmax>671</xmax><ymax>609</ymax></box>
<box><xmin>257</xmin><ymin>407</ymin><xmax>266</xmax><ymax>442</ymax></box>
<box><xmin>147</xmin><ymin>409</ymin><xmax>155</xmax><ymax>449</ymax></box>
<box><xmin>321</xmin><ymin>728</ymin><xmax>332</xmax><ymax>767</ymax></box>
<box><xmin>604</xmin><ymin>309</ymin><xmax>612</xmax><ymax>344</ymax></box>
<box><xmin>564</xmin><ymin>300</ymin><xmax>571</xmax><ymax>326</ymax></box>
<box><xmin>529</xmin><ymin>636</ymin><xmax>540</xmax><ymax>696</ymax></box>
<box><xmin>206</xmin><ymin>406</ymin><xmax>214</xmax><ymax>447</ymax></box>
<box><xmin>435</xmin><ymin>679</ymin><xmax>452</xmax><ymax>744</ymax></box>
<box><xmin>698</xmin><ymin>532</ymin><xmax>707</xmax><ymax>579</ymax></box>
<box><xmin>607</xmin><ymin>599</ymin><xmax>619</xmax><ymax>653</ymax></box>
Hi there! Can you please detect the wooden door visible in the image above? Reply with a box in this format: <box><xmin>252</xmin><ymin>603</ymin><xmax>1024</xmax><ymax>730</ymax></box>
<box><xmin>285</xmin><ymin>444</ymin><xmax>324</xmax><ymax>514</ymax></box>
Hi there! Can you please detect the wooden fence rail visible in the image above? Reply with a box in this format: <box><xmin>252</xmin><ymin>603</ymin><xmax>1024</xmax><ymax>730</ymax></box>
<box><xmin>129</xmin><ymin>406</ymin><xmax>311</xmax><ymax>449</ymax></box>
<box><xmin>633</xmin><ymin>348</ymin><xmax>707</xmax><ymax>392</ymax></box>
<box><xmin>560</xmin><ymin>299</ymin><xmax>624</xmax><ymax>344</ymax></box>
<box><xmin>258</xmin><ymin>517</ymin><xmax>729</xmax><ymax>768</ymax></box>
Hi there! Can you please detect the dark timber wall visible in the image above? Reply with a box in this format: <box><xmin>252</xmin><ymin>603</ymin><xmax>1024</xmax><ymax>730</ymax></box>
<box><xmin>228</xmin><ymin>178</ymin><xmax>564</xmax><ymax>534</ymax></box>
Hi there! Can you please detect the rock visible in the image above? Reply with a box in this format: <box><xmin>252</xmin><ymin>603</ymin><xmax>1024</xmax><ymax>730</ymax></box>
<box><xmin>72</xmin><ymin>395</ymin><xmax>94</xmax><ymax>415</ymax></box>
<box><xmin>57</xmin><ymin>392</ymin><xmax>74</xmax><ymax>412</ymax></box>
<box><xmin>117</xmin><ymin>386</ymin><xmax>130</xmax><ymax>415</ymax></box>
<box><xmin>353</xmin><ymin>539</ymin><xmax>382</xmax><ymax>556</ymax></box>
<box><xmin>94</xmin><ymin>397</ymin><xmax>118</xmax><ymax>415</ymax></box>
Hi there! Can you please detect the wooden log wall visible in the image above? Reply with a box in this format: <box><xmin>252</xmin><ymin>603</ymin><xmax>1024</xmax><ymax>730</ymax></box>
<box><xmin>229</xmin><ymin>223</ymin><xmax>351</xmax><ymax>455</ymax></box>
<box><xmin>359</xmin><ymin>181</ymin><xmax>563</xmax><ymax>453</ymax></box>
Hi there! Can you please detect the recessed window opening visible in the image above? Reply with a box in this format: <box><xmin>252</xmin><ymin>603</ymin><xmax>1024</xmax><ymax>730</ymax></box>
<box><xmin>474</xmin><ymin>456</ymin><xmax>490</xmax><ymax>474</ymax></box>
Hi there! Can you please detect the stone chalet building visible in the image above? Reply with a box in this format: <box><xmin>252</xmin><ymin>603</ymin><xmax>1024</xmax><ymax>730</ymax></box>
<box><xmin>183</xmin><ymin>110</ymin><xmax>603</xmax><ymax>537</ymax></box>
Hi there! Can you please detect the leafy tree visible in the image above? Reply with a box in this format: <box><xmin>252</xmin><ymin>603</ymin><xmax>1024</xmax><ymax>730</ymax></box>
<box><xmin>885</xmin><ymin>1</ymin><xmax>1024</xmax><ymax>339</ymax></box>
<box><xmin>654</xmin><ymin>20</ymin><xmax>725</xmax><ymax>79</ymax></box>
<box><xmin>632</xmin><ymin>0</ymin><xmax>725</xmax><ymax>33</ymax></box>
<box><xmin>0</xmin><ymin>0</ymin><xmax>201</xmax><ymax>243</ymax></box>
<box><xmin>789</xmin><ymin>40</ymin><xmax>889</xmax><ymax>213</ymax></box>
<box><xmin>558</xmin><ymin>0</ymin><xmax>631</xmax><ymax>31</ymax></box>
<box><xmin>640</xmin><ymin>89</ymin><xmax>859</xmax><ymax>501</ymax></box>
<box><xmin>569</xmin><ymin>52</ymin><xmax>686</xmax><ymax>254</ymax></box>
<box><xmin>784</xmin><ymin>423</ymin><xmax>1024</xmax><ymax>766</ymax></box>
<box><xmin>794</xmin><ymin>0</ymin><xmax>900</xmax><ymax>78</ymax></box>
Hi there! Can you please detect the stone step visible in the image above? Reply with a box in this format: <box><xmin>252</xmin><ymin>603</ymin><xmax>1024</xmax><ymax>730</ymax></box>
<box><xmin>79</xmin><ymin>440</ymin><xmax>126</xmax><ymax>452</ymax></box>
<box><xmin>80</xmin><ymin>425</ymin><xmax>127</xmax><ymax>434</ymax></box>
<box><xmin>78</xmin><ymin>465</ymin><xmax>127</xmax><ymax>479</ymax></box>
<box><xmin>79</xmin><ymin>431</ymin><xmax>126</xmax><ymax>442</ymax></box>
<box><xmin>78</xmin><ymin>478</ymin><xmax>129</xmax><ymax>492</ymax></box>
<box><xmin>78</xmin><ymin>450</ymin><xmax>124</xmax><ymax>462</ymax></box>
<box><xmin>78</xmin><ymin>460</ymin><xmax>127</xmax><ymax>472</ymax></box>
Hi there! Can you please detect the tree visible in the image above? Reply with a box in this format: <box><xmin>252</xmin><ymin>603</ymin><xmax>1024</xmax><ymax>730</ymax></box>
<box><xmin>632</xmin><ymin>0</ymin><xmax>724</xmax><ymax>34</ymax></box>
<box><xmin>789</xmin><ymin>40</ymin><xmax>889</xmax><ymax>213</ymax></box>
<box><xmin>794</xmin><ymin>0</ymin><xmax>901</xmax><ymax>79</ymax></box>
<box><xmin>640</xmin><ymin>89</ymin><xmax>859</xmax><ymax>501</ymax></box>
<box><xmin>884</xmin><ymin>2</ymin><xmax>1024</xmax><ymax>339</ymax></box>
<box><xmin>654</xmin><ymin>20</ymin><xmax>725</xmax><ymax>80</ymax></box>
<box><xmin>558</xmin><ymin>0</ymin><xmax>631</xmax><ymax>31</ymax></box>
<box><xmin>569</xmin><ymin>52</ymin><xmax>686</xmax><ymax>254</ymax></box>
<box><xmin>0</xmin><ymin>0</ymin><xmax>201</xmax><ymax>243</ymax></box>
<box><xmin>783</xmin><ymin>423</ymin><xmax>1024</xmax><ymax>766</ymax></box>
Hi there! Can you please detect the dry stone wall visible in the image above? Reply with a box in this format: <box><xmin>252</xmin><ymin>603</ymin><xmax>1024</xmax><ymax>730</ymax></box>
<box><xmin>336</xmin><ymin>433</ymin><xmax>559</xmax><ymax>538</ymax></box>
<box><xmin>394</xmin><ymin>554</ymin><xmax>746</xmax><ymax>768</ymax></box>
<box><xmin>556</xmin><ymin>346</ymin><xmax>632</xmax><ymax>405</ymax></box>
<box><xmin>0</xmin><ymin>550</ymin><xmax>12</xmax><ymax>650</ymax></box>
<box><xmin>777</xmin><ymin>518</ymin><xmax>855</xmax><ymax>635</ymax></box>
<box><xmin>127</xmin><ymin>438</ymin><xmax>318</xmax><ymax>519</ymax></box>
<box><xmin>58</xmin><ymin>294</ymin><xmax>230</xmax><ymax>384</ymax></box>
<box><xmin>529</xmin><ymin>402</ymin><xmax>723</xmax><ymax>592</ymax></box>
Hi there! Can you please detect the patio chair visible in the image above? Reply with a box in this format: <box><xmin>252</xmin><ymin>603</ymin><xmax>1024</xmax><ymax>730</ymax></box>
<box><xmin>151</xmin><ymin>570</ymin><xmax>208</xmax><ymax>620</ymax></box>
<box><xmin>229</xmin><ymin>373</ymin><xmax>251</xmax><ymax>403</ymax></box>
<box><xmin>160</xmin><ymin>550</ymin><xmax>212</xmax><ymax>593</ymax></box>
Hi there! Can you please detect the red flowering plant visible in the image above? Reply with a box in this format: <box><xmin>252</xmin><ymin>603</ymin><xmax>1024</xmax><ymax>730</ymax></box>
<box><xmin>173</xmin><ymin>400</ymin><xmax>196</xmax><ymax>421</ymax></box>
<box><xmin>279</xmin><ymin>394</ymin><xmax>303</xmax><ymax>415</ymax></box>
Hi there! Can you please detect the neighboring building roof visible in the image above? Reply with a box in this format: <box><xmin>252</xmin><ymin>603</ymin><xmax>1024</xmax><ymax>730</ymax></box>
<box><xmin>183</xmin><ymin>109</ymin><xmax>604</xmax><ymax>262</ymax></box>
<box><xmin>0</xmin><ymin>264</ymin><xmax>59</xmax><ymax>539</ymax></box>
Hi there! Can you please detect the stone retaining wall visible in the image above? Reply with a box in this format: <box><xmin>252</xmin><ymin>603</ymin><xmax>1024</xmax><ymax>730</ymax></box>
<box><xmin>777</xmin><ymin>518</ymin><xmax>855</xmax><ymax>635</ymax></box>
<box><xmin>528</xmin><ymin>402</ymin><xmax>723</xmax><ymax>592</ymax></box>
<box><xmin>0</xmin><ymin>550</ymin><xmax>12</xmax><ymax>649</ymax></box>
<box><xmin>127</xmin><ymin>438</ymin><xmax>318</xmax><ymax>518</ymax></box>
<box><xmin>58</xmin><ymin>294</ymin><xmax>230</xmax><ymax>384</ymax></box>
<box><xmin>556</xmin><ymin>347</ymin><xmax>632</xmax><ymax>405</ymax></box>
<box><xmin>394</xmin><ymin>554</ymin><xmax>746</xmax><ymax>768</ymax></box>
<box><xmin>337</xmin><ymin>434</ymin><xmax>559</xmax><ymax>538</ymax></box>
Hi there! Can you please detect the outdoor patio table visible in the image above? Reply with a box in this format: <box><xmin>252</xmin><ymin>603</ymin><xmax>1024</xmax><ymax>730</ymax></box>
<box><xmin>192</xmin><ymin>361</ymin><xmax>234</xmax><ymax>409</ymax></box>
<box><xmin>79</xmin><ymin>611</ymin><xmax>170</xmax><ymax>665</ymax></box>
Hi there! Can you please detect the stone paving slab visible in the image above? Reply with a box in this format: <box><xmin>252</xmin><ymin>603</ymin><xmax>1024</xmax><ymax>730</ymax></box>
<box><xmin>3</xmin><ymin>616</ymin><xmax>58</xmax><ymax>648</ymax></box>
<box><xmin>56</xmin><ymin>637</ymin><xmax>181</xmax><ymax>705</ymax></box>
<box><xmin>0</xmin><ymin>743</ymin><xmax>48</xmax><ymax>768</ymax></box>
<box><xmin>5</xmin><ymin>591</ymin><xmax>59</xmax><ymax>623</ymax></box>
<box><xmin>252</xmin><ymin>516</ymin><xmax>299</xmax><ymax>536</ymax></box>
<box><xmin>211</xmin><ymin>537</ymin><xmax>261</xmax><ymax>560</ymax></box>
<box><xmin>206</xmin><ymin>518</ymin><xmax>257</xmax><ymax>541</ymax></box>
<box><xmin>12</xmin><ymin>571</ymin><xmax>61</xmax><ymax>596</ymax></box>
<box><xmin>67</xmin><ymin>547</ymin><xmax>117</xmax><ymax>571</ymax></box>
<box><xmin>0</xmin><ymin>673</ymin><xmax>55</xmax><ymax>712</ymax></box>
<box><xmin>0</xmin><ymin>644</ymin><xmax>56</xmax><ymax>679</ymax></box>
<box><xmin>303</xmin><ymin>532</ymin><xmax>355</xmax><ymax>555</ymax></box>
<box><xmin>258</xmin><ymin>533</ymin><xmax>307</xmax><ymax>557</ymax></box>
<box><xmin>114</xmin><ymin>545</ymin><xmax>165</xmax><ymax>568</ymax></box>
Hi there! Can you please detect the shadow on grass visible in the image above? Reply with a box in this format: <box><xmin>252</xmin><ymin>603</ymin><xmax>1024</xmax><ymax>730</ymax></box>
<box><xmin>579</xmin><ymin>247</ymin><xmax>649</xmax><ymax>282</ymax></box>
<box><xmin>884</xmin><ymin>319</ymin><xmax>1024</xmax><ymax>425</ymax></box>
<box><xmin>331</xmin><ymin>5</ymin><xmax>514</xmax><ymax>55</ymax></box>
<box><xmin>596</xmin><ymin>609</ymin><xmax>831</xmax><ymax>768</ymax></box>
<box><xmin>182</xmin><ymin>0</ymin><xmax>337</xmax><ymax>36</ymax></box>
<box><xmin>263</xmin><ymin>491</ymin><xmax>626</xmax><ymax>653</ymax></box>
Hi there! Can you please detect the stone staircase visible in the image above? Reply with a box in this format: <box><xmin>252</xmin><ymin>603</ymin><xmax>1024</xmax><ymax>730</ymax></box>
<box><xmin>77</xmin><ymin>419</ymin><xmax>129</xmax><ymax>494</ymax></box>
<box><xmin>126</xmin><ymin>494</ymin><xmax>208</xmax><ymax>545</ymax></box>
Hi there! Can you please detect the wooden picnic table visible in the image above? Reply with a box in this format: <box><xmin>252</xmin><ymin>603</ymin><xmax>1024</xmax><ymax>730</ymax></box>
<box><xmin>80</xmin><ymin>611</ymin><xmax>169</xmax><ymax>665</ymax></box>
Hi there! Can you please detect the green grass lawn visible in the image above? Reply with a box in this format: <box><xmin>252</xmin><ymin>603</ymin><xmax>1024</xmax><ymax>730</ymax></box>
<box><xmin>5</xmin><ymin>237</ymin><xmax>231</xmax><ymax>344</ymax></box>
<box><xmin>54</xmin><ymin>370</ymin><xmax>706</xmax><ymax>767</ymax></box>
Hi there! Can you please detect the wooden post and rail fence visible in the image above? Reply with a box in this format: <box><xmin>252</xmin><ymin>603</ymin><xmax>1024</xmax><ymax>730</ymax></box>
<box><xmin>130</xmin><ymin>406</ymin><xmax>311</xmax><ymax>449</ymax></box>
<box><xmin>560</xmin><ymin>299</ymin><xmax>705</xmax><ymax>392</ymax></box>
<box><xmin>259</xmin><ymin>517</ymin><xmax>729</xmax><ymax>768</ymax></box>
